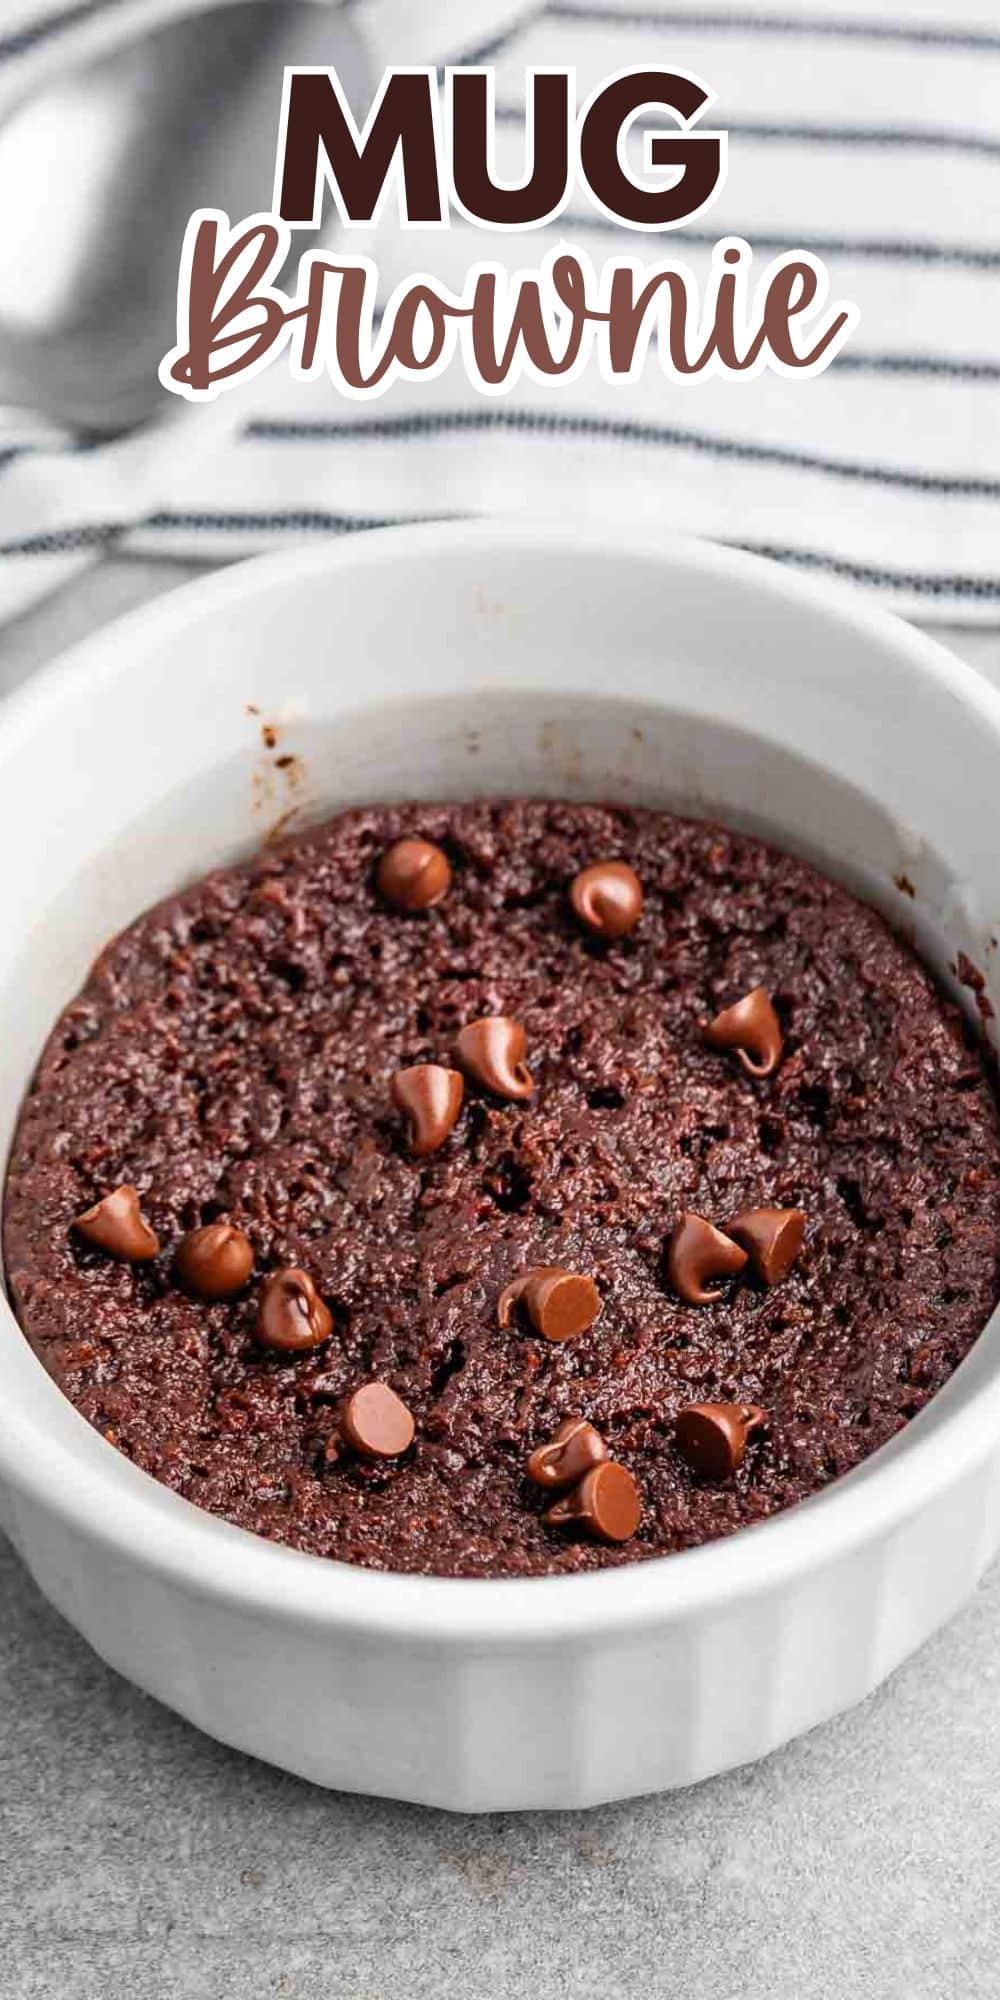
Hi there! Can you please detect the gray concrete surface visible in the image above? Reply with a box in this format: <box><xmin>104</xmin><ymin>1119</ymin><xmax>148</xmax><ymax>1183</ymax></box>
<box><xmin>2</xmin><ymin>563</ymin><xmax>999</xmax><ymax>2000</ymax></box>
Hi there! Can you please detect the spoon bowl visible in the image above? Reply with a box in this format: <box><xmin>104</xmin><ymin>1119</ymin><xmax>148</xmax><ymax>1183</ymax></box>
<box><xmin>0</xmin><ymin>0</ymin><xmax>365</xmax><ymax>432</ymax></box>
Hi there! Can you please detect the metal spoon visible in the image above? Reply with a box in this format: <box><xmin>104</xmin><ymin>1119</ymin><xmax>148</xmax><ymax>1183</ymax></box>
<box><xmin>0</xmin><ymin>1</ymin><xmax>367</xmax><ymax>433</ymax></box>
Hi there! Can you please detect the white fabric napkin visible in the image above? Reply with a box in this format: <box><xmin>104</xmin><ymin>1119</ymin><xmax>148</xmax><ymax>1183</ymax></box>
<box><xmin>0</xmin><ymin>0</ymin><xmax>998</xmax><ymax>624</ymax></box>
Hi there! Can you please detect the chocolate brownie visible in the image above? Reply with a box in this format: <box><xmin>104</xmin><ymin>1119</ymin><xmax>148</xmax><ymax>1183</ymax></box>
<box><xmin>5</xmin><ymin>801</ymin><xmax>999</xmax><ymax>1577</ymax></box>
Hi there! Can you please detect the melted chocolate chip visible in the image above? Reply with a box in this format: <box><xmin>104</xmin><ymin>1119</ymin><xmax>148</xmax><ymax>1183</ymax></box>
<box><xmin>726</xmin><ymin>1207</ymin><xmax>805</xmax><ymax>1285</ymax></box>
<box><xmin>704</xmin><ymin>986</ymin><xmax>783</xmax><ymax>1078</ymax></box>
<box><xmin>526</xmin><ymin>1416</ymin><xmax>609</xmax><ymax>1490</ymax></box>
<box><xmin>376</xmin><ymin>837</ymin><xmax>451</xmax><ymax>913</ymax></box>
<box><xmin>175</xmin><ymin>1222</ymin><xmax>254</xmax><ymax>1300</ymax></box>
<box><xmin>675</xmin><ymin>1402</ymin><xmax>766</xmax><ymax>1480</ymax></box>
<box><xmin>456</xmin><ymin>1016</ymin><xmax>533</xmax><ymax>1100</ymax></box>
<box><xmin>72</xmin><ymin>1185</ymin><xmax>159</xmax><ymax>1262</ymax></box>
<box><xmin>391</xmin><ymin>1064</ymin><xmax>464</xmax><ymax>1156</ymax></box>
<box><xmin>545</xmin><ymin>1460</ymin><xmax>641</xmax><ymax>1543</ymax></box>
<box><xmin>570</xmin><ymin>860</ymin><xmax>643</xmax><ymax>939</ymax></box>
<box><xmin>667</xmin><ymin>1213</ymin><xmax>748</xmax><ymax>1305</ymax></box>
<box><xmin>340</xmin><ymin>1381</ymin><xmax>415</xmax><ymax>1460</ymax></box>
<box><xmin>498</xmin><ymin>1265</ymin><xmax>602</xmax><ymax>1343</ymax></box>
<box><xmin>256</xmin><ymin>1268</ymin><xmax>332</xmax><ymax>1353</ymax></box>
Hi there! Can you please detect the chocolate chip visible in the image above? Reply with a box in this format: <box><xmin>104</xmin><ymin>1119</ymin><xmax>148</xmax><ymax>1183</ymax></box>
<box><xmin>256</xmin><ymin>1267</ymin><xmax>332</xmax><ymax>1353</ymax></box>
<box><xmin>376</xmin><ymin>837</ymin><xmax>451</xmax><ymax>912</ymax></box>
<box><xmin>704</xmin><ymin>986</ymin><xmax>783</xmax><ymax>1077</ymax></box>
<box><xmin>726</xmin><ymin>1206</ymin><xmax>805</xmax><ymax>1285</ymax></box>
<box><xmin>391</xmin><ymin>1063</ymin><xmax>464</xmax><ymax>1156</ymax></box>
<box><xmin>666</xmin><ymin>1212</ymin><xmax>748</xmax><ymax>1305</ymax></box>
<box><xmin>526</xmin><ymin>1416</ymin><xmax>609</xmax><ymax>1490</ymax></box>
<box><xmin>675</xmin><ymin>1402</ymin><xmax>766</xmax><ymax>1480</ymax></box>
<box><xmin>72</xmin><ymin>1185</ymin><xmax>159</xmax><ymax>1262</ymax></box>
<box><xmin>498</xmin><ymin>1265</ymin><xmax>601</xmax><ymax>1342</ymax></box>
<box><xmin>456</xmin><ymin>1016</ymin><xmax>533</xmax><ymax>1100</ymax></box>
<box><xmin>544</xmin><ymin>1460</ymin><xmax>641</xmax><ymax>1543</ymax></box>
<box><xmin>340</xmin><ymin>1381</ymin><xmax>415</xmax><ymax>1460</ymax></box>
<box><xmin>175</xmin><ymin>1221</ymin><xmax>254</xmax><ymax>1299</ymax></box>
<box><xmin>570</xmin><ymin>860</ymin><xmax>643</xmax><ymax>939</ymax></box>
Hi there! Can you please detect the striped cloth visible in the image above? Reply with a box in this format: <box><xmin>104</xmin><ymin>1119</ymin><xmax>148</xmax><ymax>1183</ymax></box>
<box><xmin>0</xmin><ymin>0</ymin><xmax>998</xmax><ymax>623</ymax></box>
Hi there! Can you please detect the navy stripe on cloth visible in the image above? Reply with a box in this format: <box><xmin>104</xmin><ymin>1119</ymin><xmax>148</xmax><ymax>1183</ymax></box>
<box><xmin>495</xmin><ymin>102</ymin><xmax>1000</xmax><ymax>159</ymax></box>
<box><xmin>527</xmin><ymin>205</ymin><xmax>1000</xmax><ymax>271</ymax></box>
<box><xmin>4</xmin><ymin>511</ymin><xmax>996</xmax><ymax>605</ymax></box>
<box><xmin>735</xmin><ymin>542</ymin><xmax>1000</xmax><ymax>600</ymax></box>
<box><xmin>544</xmin><ymin>5</ymin><xmax>1000</xmax><ymax>54</ymax></box>
<box><xmin>241</xmin><ymin>407</ymin><xmax>1000</xmax><ymax>500</ymax></box>
<box><xmin>0</xmin><ymin>508</ymin><xmax>455</xmax><ymax>554</ymax></box>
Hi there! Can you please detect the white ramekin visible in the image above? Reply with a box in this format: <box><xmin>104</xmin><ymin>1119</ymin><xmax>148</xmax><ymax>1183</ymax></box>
<box><xmin>2</xmin><ymin>522</ymin><xmax>999</xmax><ymax>1812</ymax></box>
